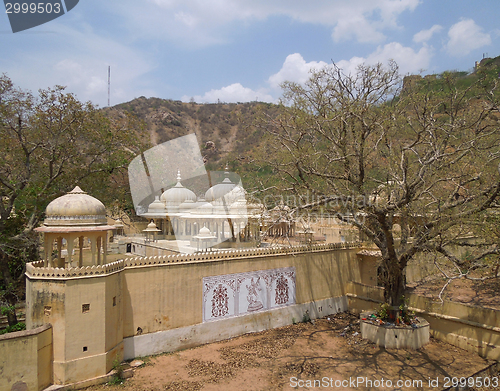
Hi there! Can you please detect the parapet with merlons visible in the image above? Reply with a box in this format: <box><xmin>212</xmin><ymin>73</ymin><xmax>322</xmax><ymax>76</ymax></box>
<box><xmin>26</xmin><ymin>241</ymin><xmax>369</xmax><ymax>279</ymax></box>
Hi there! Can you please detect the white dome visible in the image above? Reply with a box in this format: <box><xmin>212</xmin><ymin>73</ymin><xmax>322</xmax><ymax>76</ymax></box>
<box><xmin>199</xmin><ymin>226</ymin><xmax>211</xmax><ymax>236</ymax></box>
<box><xmin>143</xmin><ymin>220</ymin><xmax>160</xmax><ymax>232</ymax></box>
<box><xmin>231</xmin><ymin>185</ymin><xmax>246</xmax><ymax>200</ymax></box>
<box><xmin>230</xmin><ymin>198</ymin><xmax>248</xmax><ymax>216</ymax></box>
<box><xmin>160</xmin><ymin>170</ymin><xmax>196</xmax><ymax>205</ymax></box>
<box><xmin>193</xmin><ymin>200</ymin><xmax>213</xmax><ymax>215</ymax></box>
<box><xmin>179</xmin><ymin>199</ymin><xmax>196</xmax><ymax>212</ymax></box>
<box><xmin>44</xmin><ymin>186</ymin><xmax>107</xmax><ymax>226</ymax></box>
<box><xmin>147</xmin><ymin>196</ymin><xmax>166</xmax><ymax>213</ymax></box>
<box><xmin>205</xmin><ymin>170</ymin><xmax>236</xmax><ymax>202</ymax></box>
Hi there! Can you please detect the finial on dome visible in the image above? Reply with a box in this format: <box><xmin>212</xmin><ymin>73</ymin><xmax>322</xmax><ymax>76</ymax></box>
<box><xmin>177</xmin><ymin>169</ymin><xmax>182</xmax><ymax>182</ymax></box>
<box><xmin>222</xmin><ymin>164</ymin><xmax>232</xmax><ymax>183</ymax></box>
<box><xmin>69</xmin><ymin>186</ymin><xmax>86</xmax><ymax>194</ymax></box>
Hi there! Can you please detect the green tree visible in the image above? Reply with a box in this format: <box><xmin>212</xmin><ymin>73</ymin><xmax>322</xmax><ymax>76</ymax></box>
<box><xmin>0</xmin><ymin>75</ymin><xmax>146</xmax><ymax>325</ymax></box>
<box><xmin>262</xmin><ymin>61</ymin><xmax>500</xmax><ymax>307</ymax></box>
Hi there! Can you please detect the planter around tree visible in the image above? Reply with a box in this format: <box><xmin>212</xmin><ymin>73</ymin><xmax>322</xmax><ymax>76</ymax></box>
<box><xmin>360</xmin><ymin>311</ymin><xmax>430</xmax><ymax>349</ymax></box>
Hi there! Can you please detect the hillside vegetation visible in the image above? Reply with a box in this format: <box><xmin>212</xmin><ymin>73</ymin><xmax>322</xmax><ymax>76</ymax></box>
<box><xmin>106</xmin><ymin>98</ymin><xmax>276</xmax><ymax>171</ymax></box>
<box><xmin>105</xmin><ymin>55</ymin><xmax>500</xmax><ymax>199</ymax></box>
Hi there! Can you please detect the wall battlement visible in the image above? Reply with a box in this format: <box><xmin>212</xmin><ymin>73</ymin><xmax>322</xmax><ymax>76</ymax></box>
<box><xmin>24</xmin><ymin>241</ymin><xmax>369</xmax><ymax>386</ymax></box>
<box><xmin>26</xmin><ymin>241</ymin><xmax>368</xmax><ymax>279</ymax></box>
<box><xmin>26</xmin><ymin>259</ymin><xmax>125</xmax><ymax>278</ymax></box>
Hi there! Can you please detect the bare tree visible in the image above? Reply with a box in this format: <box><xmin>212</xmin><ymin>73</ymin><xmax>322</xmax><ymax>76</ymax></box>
<box><xmin>261</xmin><ymin>61</ymin><xmax>500</xmax><ymax>307</ymax></box>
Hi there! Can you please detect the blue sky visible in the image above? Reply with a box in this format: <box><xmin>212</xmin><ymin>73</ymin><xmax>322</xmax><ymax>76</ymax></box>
<box><xmin>1</xmin><ymin>0</ymin><xmax>499</xmax><ymax>107</ymax></box>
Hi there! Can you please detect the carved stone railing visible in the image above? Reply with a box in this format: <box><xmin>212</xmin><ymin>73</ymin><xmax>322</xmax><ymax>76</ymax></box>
<box><xmin>26</xmin><ymin>241</ymin><xmax>369</xmax><ymax>279</ymax></box>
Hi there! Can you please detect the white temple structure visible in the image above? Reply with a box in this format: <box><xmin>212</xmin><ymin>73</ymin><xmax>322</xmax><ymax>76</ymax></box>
<box><xmin>139</xmin><ymin>168</ymin><xmax>261</xmax><ymax>250</ymax></box>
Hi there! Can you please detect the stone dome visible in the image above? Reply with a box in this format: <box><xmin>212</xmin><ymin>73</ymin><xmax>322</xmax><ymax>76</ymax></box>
<box><xmin>230</xmin><ymin>197</ymin><xmax>248</xmax><ymax>216</ymax></box>
<box><xmin>147</xmin><ymin>196</ymin><xmax>167</xmax><ymax>214</ymax></box>
<box><xmin>193</xmin><ymin>200</ymin><xmax>213</xmax><ymax>215</ymax></box>
<box><xmin>179</xmin><ymin>199</ymin><xmax>196</xmax><ymax>212</ymax></box>
<box><xmin>205</xmin><ymin>170</ymin><xmax>236</xmax><ymax>202</ymax></box>
<box><xmin>198</xmin><ymin>226</ymin><xmax>211</xmax><ymax>237</ymax></box>
<box><xmin>44</xmin><ymin>186</ymin><xmax>107</xmax><ymax>226</ymax></box>
<box><xmin>143</xmin><ymin>220</ymin><xmax>160</xmax><ymax>232</ymax></box>
<box><xmin>160</xmin><ymin>170</ymin><xmax>196</xmax><ymax>205</ymax></box>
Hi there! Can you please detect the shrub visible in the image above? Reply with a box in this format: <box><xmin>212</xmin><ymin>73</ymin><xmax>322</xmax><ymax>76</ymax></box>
<box><xmin>0</xmin><ymin>322</ymin><xmax>26</xmax><ymax>335</ymax></box>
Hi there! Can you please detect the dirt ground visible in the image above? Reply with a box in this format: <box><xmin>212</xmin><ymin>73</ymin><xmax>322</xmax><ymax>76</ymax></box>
<box><xmin>86</xmin><ymin>312</ymin><xmax>496</xmax><ymax>391</ymax></box>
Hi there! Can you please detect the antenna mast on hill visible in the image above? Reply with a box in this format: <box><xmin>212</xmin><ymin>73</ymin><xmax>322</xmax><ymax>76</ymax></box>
<box><xmin>107</xmin><ymin>66</ymin><xmax>110</xmax><ymax>107</ymax></box>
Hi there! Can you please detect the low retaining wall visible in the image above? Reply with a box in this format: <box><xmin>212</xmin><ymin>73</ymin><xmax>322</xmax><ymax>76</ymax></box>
<box><xmin>0</xmin><ymin>324</ymin><xmax>52</xmax><ymax>391</ymax></box>
<box><xmin>360</xmin><ymin>311</ymin><xmax>430</xmax><ymax>349</ymax></box>
<box><xmin>346</xmin><ymin>282</ymin><xmax>500</xmax><ymax>360</ymax></box>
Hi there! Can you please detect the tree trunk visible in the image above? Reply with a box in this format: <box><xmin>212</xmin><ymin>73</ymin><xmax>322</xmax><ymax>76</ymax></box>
<box><xmin>0</xmin><ymin>252</ymin><xmax>19</xmax><ymax>326</ymax></box>
<box><xmin>382</xmin><ymin>257</ymin><xmax>406</xmax><ymax>308</ymax></box>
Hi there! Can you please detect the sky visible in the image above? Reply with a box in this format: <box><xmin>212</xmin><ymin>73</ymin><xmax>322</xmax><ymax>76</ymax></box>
<box><xmin>1</xmin><ymin>0</ymin><xmax>499</xmax><ymax>107</ymax></box>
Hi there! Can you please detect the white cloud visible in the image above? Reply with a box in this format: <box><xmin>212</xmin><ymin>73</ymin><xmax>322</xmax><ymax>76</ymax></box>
<box><xmin>364</xmin><ymin>42</ymin><xmax>432</xmax><ymax>75</ymax></box>
<box><xmin>333</xmin><ymin>43</ymin><xmax>431</xmax><ymax>76</ymax></box>
<box><xmin>269</xmin><ymin>45</ymin><xmax>432</xmax><ymax>91</ymax></box>
<box><xmin>182</xmin><ymin>83</ymin><xmax>274</xmax><ymax>103</ymax></box>
<box><xmin>413</xmin><ymin>25</ymin><xmax>443</xmax><ymax>43</ymax></box>
<box><xmin>446</xmin><ymin>19</ymin><xmax>491</xmax><ymax>57</ymax></box>
<box><xmin>115</xmin><ymin>0</ymin><xmax>421</xmax><ymax>47</ymax></box>
<box><xmin>332</xmin><ymin>14</ymin><xmax>386</xmax><ymax>43</ymax></box>
<box><xmin>268</xmin><ymin>53</ymin><xmax>329</xmax><ymax>89</ymax></box>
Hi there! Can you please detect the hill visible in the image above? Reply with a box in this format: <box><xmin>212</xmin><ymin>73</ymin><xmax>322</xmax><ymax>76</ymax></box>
<box><xmin>105</xmin><ymin>98</ymin><xmax>277</xmax><ymax>173</ymax></box>
<box><xmin>103</xmin><ymin>55</ymin><xmax>500</xmax><ymax>203</ymax></box>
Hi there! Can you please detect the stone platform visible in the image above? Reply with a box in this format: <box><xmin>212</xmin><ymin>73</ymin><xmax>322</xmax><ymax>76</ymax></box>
<box><xmin>360</xmin><ymin>311</ymin><xmax>430</xmax><ymax>349</ymax></box>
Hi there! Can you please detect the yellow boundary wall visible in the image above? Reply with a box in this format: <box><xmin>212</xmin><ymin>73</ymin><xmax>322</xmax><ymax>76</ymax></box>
<box><xmin>0</xmin><ymin>324</ymin><xmax>52</xmax><ymax>391</ymax></box>
<box><xmin>346</xmin><ymin>281</ymin><xmax>500</xmax><ymax>361</ymax></box>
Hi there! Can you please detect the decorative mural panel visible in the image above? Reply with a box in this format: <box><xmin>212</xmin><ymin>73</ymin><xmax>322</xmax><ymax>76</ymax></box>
<box><xmin>203</xmin><ymin>267</ymin><xmax>296</xmax><ymax>322</ymax></box>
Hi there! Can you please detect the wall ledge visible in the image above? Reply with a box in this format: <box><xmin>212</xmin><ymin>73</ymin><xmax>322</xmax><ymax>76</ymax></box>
<box><xmin>0</xmin><ymin>323</ymin><xmax>51</xmax><ymax>341</ymax></box>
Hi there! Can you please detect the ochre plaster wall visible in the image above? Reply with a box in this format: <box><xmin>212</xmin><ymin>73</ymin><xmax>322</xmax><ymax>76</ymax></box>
<box><xmin>26</xmin><ymin>272</ymin><xmax>123</xmax><ymax>385</ymax></box>
<box><xmin>346</xmin><ymin>281</ymin><xmax>500</xmax><ymax>361</ymax></box>
<box><xmin>24</xmin><ymin>243</ymin><xmax>365</xmax><ymax>386</ymax></box>
<box><xmin>121</xmin><ymin>246</ymin><xmax>361</xmax><ymax>338</ymax></box>
<box><xmin>0</xmin><ymin>324</ymin><xmax>52</xmax><ymax>391</ymax></box>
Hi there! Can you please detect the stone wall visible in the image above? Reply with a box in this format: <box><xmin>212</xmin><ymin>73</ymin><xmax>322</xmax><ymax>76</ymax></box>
<box><xmin>18</xmin><ymin>244</ymin><xmax>500</xmax><ymax>389</ymax></box>
<box><xmin>0</xmin><ymin>324</ymin><xmax>52</xmax><ymax>391</ymax></box>
<box><xmin>25</xmin><ymin>242</ymin><xmax>367</xmax><ymax>385</ymax></box>
<box><xmin>346</xmin><ymin>281</ymin><xmax>500</xmax><ymax>361</ymax></box>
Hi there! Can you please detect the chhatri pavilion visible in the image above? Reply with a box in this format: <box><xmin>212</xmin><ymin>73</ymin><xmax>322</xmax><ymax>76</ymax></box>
<box><xmin>35</xmin><ymin>186</ymin><xmax>116</xmax><ymax>268</ymax></box>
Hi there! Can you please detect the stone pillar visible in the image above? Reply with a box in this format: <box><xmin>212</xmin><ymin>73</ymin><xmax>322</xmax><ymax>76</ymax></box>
<box><xmin>44</xmin><ymin>235</ymin><xmax>51</xmax><ymax>267</ymax></box>
<box><xmin>90</xmin><ymin>237</ymin><xmax>96</xmax><ymax>266</ymax></box>
<box><xmin>78</xmin><ymin>236</ymin><xmax>84</xmax><ymax>267</ymax></box>
<box><xmin>57</xmin><ymin>237</ymin><xmax>63</xmax><ymax>268</ymax></box>
<box><xmin>97</xmin><ymin>236</ymin><xmax>102</xmax><ymax>265</ymax></box>
<box><xmin>102</xmin><ymin>233</ymin><xmax>107</xmax><ymax>264</ymax></box>
<box><xmin>67</xmin><ymin>236</ymin><xmax>74</xmax><ymax>267</ymax></box>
